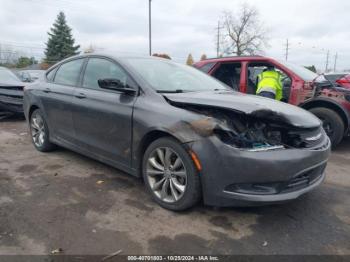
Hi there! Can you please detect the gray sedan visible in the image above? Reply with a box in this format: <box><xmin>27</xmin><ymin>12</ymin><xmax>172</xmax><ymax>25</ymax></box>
<box><xmin>23</xmin><ymin>54</ymin><xmax>330</xmax><ymax>210</ymax></box>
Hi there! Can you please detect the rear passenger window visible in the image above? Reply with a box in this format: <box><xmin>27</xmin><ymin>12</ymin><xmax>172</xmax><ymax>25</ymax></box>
<box><xmin>83</xmin><ymin>58</ymin><xmax>128</xmax><ymax>89</ymax></box>
<box><xmin>54</xmin><ymin>59</ymin><xmax>84</xmax><ymax>86</ymax></box>
<box><xmin>213</xmin><ymin>63</ymin><xmax>242</xmax><ymax>91</ymax></box>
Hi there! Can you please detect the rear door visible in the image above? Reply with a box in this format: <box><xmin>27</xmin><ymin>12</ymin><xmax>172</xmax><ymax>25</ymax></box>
<box><xmin>72</xmin><ymin>56</ymin><xmax>138</xmax><ymax>167</ymax></box>
<box><xmin>211</xmin><ymin>62</ymin><xmax>242</xmax><ymax>91</ymax></box>
<box><xmin>41</xmin><ymin>58</ymin><xmax>85</xmax><ymax>144</ymax></box>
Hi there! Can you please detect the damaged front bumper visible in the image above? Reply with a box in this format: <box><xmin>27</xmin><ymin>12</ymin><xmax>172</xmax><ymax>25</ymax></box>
<box><xmin>0</xmin><ymin>90</ymin><xmax>24</xmax><ymax>114</ymax></box>
<box><xmin>189</xmin><ymin>135</ymin><xmax>331</xmax><ymax>207</ymax></box>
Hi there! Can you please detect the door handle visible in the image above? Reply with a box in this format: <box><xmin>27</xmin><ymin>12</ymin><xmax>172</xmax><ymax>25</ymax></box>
<box><xmin>43</xmin><ymin>87</ymin><xmax>51</xmax><ymax>93</ymax></box>
<box><xmin>75</xmin><ymin>92</ymin><xmax>86</xmax><ymax>99</ymax></box>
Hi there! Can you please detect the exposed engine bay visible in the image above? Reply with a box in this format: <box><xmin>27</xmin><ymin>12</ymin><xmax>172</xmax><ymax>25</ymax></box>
<box><xmin>180</xmin><ymin>105</ymin><xmax>324</xmax><ymax>151</ymax></box>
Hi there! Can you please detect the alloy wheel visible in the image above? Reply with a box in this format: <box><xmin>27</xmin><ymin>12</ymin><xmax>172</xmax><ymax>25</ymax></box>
<box><xmin>146</xmin><ymin>147</ymin><xmax>187</xmax><ymax>203</ymax></box>
<box><xmin>31</xmin><ymin>114</ymin><xmax>46</xmax><ymax>147</ymax></box>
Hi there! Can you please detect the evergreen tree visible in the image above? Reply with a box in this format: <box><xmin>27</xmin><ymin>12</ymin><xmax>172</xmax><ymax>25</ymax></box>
<box><xmin>45</xmin><ymin>12</ymin><xmax>80</xmax><ymax>63</ymax></box>
<box><xmin>305</xmin><ymin>65</ymin><xmax>317</xmax><ymax>73</ymax></box>
<box><xmin>200</xmin><ymin>54</ymin><xmax>207</xmax><ymax>61</ymax></box>
<box><xmin>186</xmin><ymin>53</ymin><xmax>194</xmax><ymax>65</ymax></box>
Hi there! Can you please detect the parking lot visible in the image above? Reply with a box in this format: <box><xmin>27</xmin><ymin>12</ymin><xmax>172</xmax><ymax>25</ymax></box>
<box><xmin>0</xmin><ymin>118</ymin><xmax>349</xmax><ymax>255</ymax></box>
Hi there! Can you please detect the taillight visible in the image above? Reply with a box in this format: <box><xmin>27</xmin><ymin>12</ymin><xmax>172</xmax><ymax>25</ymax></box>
<box><xmin>336</xmin><ymin>78</ymin><xmax>350</xmax><ymax>84</ymax></box>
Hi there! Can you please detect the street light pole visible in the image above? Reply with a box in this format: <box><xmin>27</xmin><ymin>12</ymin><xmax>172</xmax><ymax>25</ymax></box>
<box><xmin>334</xmin><ymin>52</ymin><xmax>338</xmax><ymax>72</ymax></box>
<box><xmin>285</xmin><ymin>39</ymin><xmax>290</xmax><ymax>61</ymax></box>
<box><xmin>149</xmin><ymin>0</ymin><xmax>152</xmax><ymax>56</ymax></box>
<box><xmin>325</xmin><ymin>50</ymin><xmax>330</xmax><ymax>72</ymax></box>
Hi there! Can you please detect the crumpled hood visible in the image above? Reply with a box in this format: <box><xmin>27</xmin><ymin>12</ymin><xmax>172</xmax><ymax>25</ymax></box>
<box><xmin>164</xmin><ymin>91</ymin><xmax>321</xmax><ymax>129</ymax></box>
<box><xmin>0</xmin><ymin>80</ymin><xmax>24</xmax><ymax>87</ymax></box>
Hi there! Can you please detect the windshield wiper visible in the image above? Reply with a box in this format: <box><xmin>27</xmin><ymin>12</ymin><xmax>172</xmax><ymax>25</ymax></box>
<box><xmin>156</xmin><ymin>89</ymin><xmax>185</xmax><ymax>93</ymax></box>
<box><xmin>157</xmin><ymin>89</ymin><xmax>227</xmax><ymax>93</ymax></box>
<box><xmin>213</xmin><ymin>88</ymin><xmax>229</xmax><ymax>91</ymax></box>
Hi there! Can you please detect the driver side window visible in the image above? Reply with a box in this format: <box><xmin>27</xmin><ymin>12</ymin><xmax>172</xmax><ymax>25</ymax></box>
<box><xmin>83</xmin><ymin>58</ymin><xmax>128</xmax><ymax>89</ymax></box>
<box><xmin>247</xmin><ymin>63</ymin><xmax>292</xmax><ymax>102</ymax></box>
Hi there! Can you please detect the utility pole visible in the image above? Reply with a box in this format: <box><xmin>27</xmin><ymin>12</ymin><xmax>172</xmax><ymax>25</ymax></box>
<box><xmin>325</xmin><ymin>50</ymin><xmax>330</xmax><ymax>72</ymax></box>
<box><xmin>215</xmin><ymin>21</ymin><xmax>224</xmax><ymax>57</ymax></box>
<box><xmin>284</xmin><ymin>39</ymin><xmax>290</xmax><ymax>61</ymax></box>
<box><xmin>216</xmin><ymin>21</ymin><xmax>220</xmax><ymax>57</ymax></box>
<box><xmin>148</xmin><ymin>0</ymin><xmax>152</xmax><ymax>56</ymax></box>
<box><xmin>334</xmin><ymin>52</ymin><xmax>338</xmax><ymax>72</ymax></box>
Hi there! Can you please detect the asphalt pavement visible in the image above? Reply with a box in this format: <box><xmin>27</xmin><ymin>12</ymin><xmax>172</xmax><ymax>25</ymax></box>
<box><xmin>0</xmin><ymin>118</ymin><xmax>349</xmax><ymax>255</ymax></box>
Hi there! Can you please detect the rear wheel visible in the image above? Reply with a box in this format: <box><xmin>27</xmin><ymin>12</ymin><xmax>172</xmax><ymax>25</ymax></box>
<box><xmin>30</xmin><ymin>109</ymin><xmax>56</xmax><ymax>152</ymax></box>
<box><xmin>142</xmin><ymin>137</ymin><xmax>201</xmax><ymax>211</ymax></box>
<box><xmin>309</xmin><ymin>107</ymin><xmax>344</xmax><ymax>148</ymax></box>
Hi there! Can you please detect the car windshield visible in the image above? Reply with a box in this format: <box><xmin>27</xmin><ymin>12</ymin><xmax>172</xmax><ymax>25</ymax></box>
<box><xmin>0</xmin><ymin>68</ymin><xmax>21</xmax><ymax>82</ymax></box>
<box><xmin>278</xmin><ymin>60</ymin><xmax>326</xmax><ymax>82</ymax></box>
<box><xmin>124</xmin><ymin>58</ymin><xmax>228</xmax><ymax>92</ymax></box>
<box><xmin>325</xmin><ymin>74</ymin><xmax>346</xmax><ymax>85</ymax></box>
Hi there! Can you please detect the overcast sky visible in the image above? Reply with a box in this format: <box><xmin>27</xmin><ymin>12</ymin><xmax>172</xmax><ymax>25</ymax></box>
<box><xmin>0</xmin><ymin>0</ymin><xmax>349</xmax><ymax>71</ymax></box>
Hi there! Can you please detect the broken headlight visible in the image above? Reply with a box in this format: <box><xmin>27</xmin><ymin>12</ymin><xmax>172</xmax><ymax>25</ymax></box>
<box><xmin>284</xmin><ymin>127</ymin><xmax>325</xmax><ymax>148</ymax></box>
<box><xmin>213</xmin><ymin>121</ymin><xmax>285</xmax><ymax>151</ymax></box>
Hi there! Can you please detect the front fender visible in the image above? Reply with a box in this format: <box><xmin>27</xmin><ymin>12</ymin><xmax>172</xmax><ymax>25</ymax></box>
<box><xmin>23</xmin><ymin>90</ymin><xmax>47</xmax><ymax>123</ymax></box>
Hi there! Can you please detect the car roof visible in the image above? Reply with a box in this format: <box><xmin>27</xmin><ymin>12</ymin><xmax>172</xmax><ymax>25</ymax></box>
<box><xmin>51</xmin><ymin>53</ymin><xmax>172</xmax><ymax>68</ymax></box>
<box><xmin>66</xmin><ymin>52</ymin><xmax>165</xmax><ymax>60</ymax></box>
<box><xmin>195</xmin><ymin>56</ymin><xmax>274</xmax><ymax>66</ymax></box>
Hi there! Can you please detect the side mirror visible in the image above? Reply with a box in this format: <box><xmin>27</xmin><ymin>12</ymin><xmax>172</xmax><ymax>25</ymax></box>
<box><xmin>98</xmin><ymin>78</ymin><xmax>136</xmax><ymax>95</ymax></box>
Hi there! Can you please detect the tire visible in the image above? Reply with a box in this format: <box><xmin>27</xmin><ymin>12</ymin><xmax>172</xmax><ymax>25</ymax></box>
<box><xmin>309</xmin><ymin>107</ymin><xmax>344</xmax><ymax>148</ymax></box>
<box><xmin>29</xmin><ymin>109</ymin><xmax>56</xmax><ymax>152</ymax></box>
<box><xmin>142</xmin><ymin>137</ymin><xmax>201</xmax><ymax>211</ymax></box>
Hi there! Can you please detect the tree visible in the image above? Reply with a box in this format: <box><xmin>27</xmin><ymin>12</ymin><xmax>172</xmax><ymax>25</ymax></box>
<box><xmin>186</xmin><ymin>54</ymin><xmax>194</xmax><ymax>65</ymax></box>
<box><xmin>219</xmin><ymin>4</ymin><xmax>268</xmax><ymax>56</ymax></box>
<box><xmin>200</xmin><ymin>54</ymin><xmax>207</xmax><ymax>61</ymax></box>
<box><xmin>152</xmin><ymin>53</ymin><xmax>171</xmax><ymax>60</ymax></box>
<box><xmin>44</xmin><ymin>12</ymin><xmax>80</xmax><ymax>63</ymax></box>
<box><xmin>16</xmin><ymin>56</ymin><xmax>37</xmax><ymax>68</ymax></box>
<box><xmin>305</xmin><ymin>65</ymin><xmax>317</xmax><ymax>73</ymax></box>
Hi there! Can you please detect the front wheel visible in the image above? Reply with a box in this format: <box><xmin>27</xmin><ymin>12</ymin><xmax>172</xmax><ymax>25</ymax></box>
<box><xmin>29</xmin><ymin>109</ymin><xmax>56</xmax><ymax>152</ymax></box>
<box><xmin>142</xmin><ymin>137</ymin><xmax>201</xmax><ymax>211</ymax></box>
<box><xmin>309</xmin><ymin>107</ymin><xmax>344</xmax><ymax>148</ymax></box>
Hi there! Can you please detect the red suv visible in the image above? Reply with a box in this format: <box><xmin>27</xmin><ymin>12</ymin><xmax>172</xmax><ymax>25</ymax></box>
<box><xmin>194</xmin><ymin>56</ymin><xmax>350</xmax><ymax>147</ymax></box>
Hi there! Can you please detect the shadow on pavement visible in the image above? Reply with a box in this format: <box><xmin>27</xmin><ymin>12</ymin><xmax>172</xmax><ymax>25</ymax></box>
<box><xmin>0</xmin><ymin>112</ymin><xmax>25</xmax><ymax>122</ymax></box>
<box><xmin>333</xmin><ymin>137</ymin><xmax>350</xmax><ymax>152</ymax></box>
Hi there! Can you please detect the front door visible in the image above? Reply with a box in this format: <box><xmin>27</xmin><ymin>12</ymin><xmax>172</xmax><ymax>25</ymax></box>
<box><xmin>246</xmin><ymin>61</ymin><xmax>292</xmax><ymax>102</ymax></box>
<box><xmin>72</xmin><ymin>57</ymin><xmax>137</xmax><ymax>167</ymax></box>
<box><xmin>40</xmin><ymin>58</ymin><xmax>85</xmax><ymax>144</ymax></box>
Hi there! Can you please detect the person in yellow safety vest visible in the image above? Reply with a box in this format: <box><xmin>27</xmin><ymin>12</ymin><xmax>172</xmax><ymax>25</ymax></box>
<box><xmin>256</xmin><ymin>66</ymin><xmax>283</xmax><ymax>101</ymax></box>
